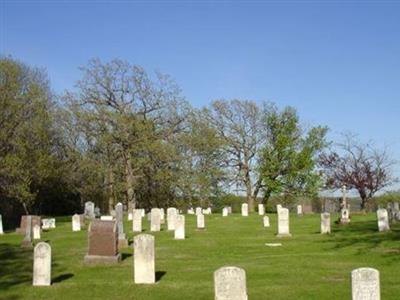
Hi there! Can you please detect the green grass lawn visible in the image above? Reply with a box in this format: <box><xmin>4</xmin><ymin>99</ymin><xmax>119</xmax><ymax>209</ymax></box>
<box><xmin>1</xmin><ymin>213</ymin><xmax>399</xmax><ymax>299</ymax></box>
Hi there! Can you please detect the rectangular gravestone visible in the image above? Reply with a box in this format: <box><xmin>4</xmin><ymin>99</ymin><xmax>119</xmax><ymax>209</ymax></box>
<box><xmin>167</xmin><ymin>207</ymin><xmax>178</xmax><ymax>231</ymax></box>
<box><xmin>195</xmin><ymin>207</ymin><xmax>202</xmax><ymax>215</ymax></box>
<box><xmin>197</xmin><ymin>214</ymin><xmax>205</xmax><ymax>229</ymax></box>
<box><xmin>84</xmin><ymin>220</ymin><xmax>121</xmax><ymax>264</ymax></box>
<box><xmin>377</xmin><ymin>209</ymin><xmax>390</xmax><ymax>232</ymax></box>
<box><xmin>72</xmin><ymin>214</ymin><xmax>81</xmax><ymax>231</ymax></box>
<box><xmin>134</xmin><ymin>234</ymin><xmax>155</xmax><ymax>284</ymax></box>
<box><xmin>100</xmin><ymin>216</ymin><xmax>113</xmax><ymax>221</ymax></box>
<box><xmin>214</xmin><ymin>266</ymin><xmax>247</xmax><ymax>300</ymax></box>
<box><xmin>17</xmin><ymin>215</ymin><xmax>41</xmax><ymax>234</ymax></box>
<box><xmin>150</xmin><ymin>208</ymin><xmax>161</xmax><ymax>232</ymax></box>
<box><xmin>0</xmin><ymin>214</ymin><xmax>3</xmax><ymax>234</ymax></box>
<box><xmin>33</xmin><ymin>242</ymin><xmax>51</xmax><ymax>286</ymax></box>
<box><xmin>241</xmin><ymin>203</ymin><xmax>248</xmax><ymax>216</ymax></box>
<box><xmin>116</xmin><ymin>203</ymin><xmax>128</xmax><ymax>248</ymax></box>
<box><xmin>84</xmin><ymin>201</ymin><xmax>95</xmax><ymax>219</ymax></box>
<box><xmin>133</xmin><ymin>209</ymin><xmax>143</xmax><ymax>232</ymax></box>
<box><xmin>277</xmin><ymin>208</ymin><xmax>291</xmax><ymax>237</ymax></box>
<box><xmin>297</xmin><ymin>205</ymin><xmax>303</xmax><ymax>215</ymax></box>
<box><xmin>187</xmin><ymin>207</ymin><xmax>194</xmax><ymax>215</ymax></box>
<box><xmin>21</xmin><ymin>215</ymin><xmax>33</xmax><ymax>248</ymax></box>
<box><xmin>174</xmin><ymin>215</ymin><xmax>185</xmax><ymax>239</ymax></box>
<box><xmin>351</xmin><ymin>268</ymin><xmax>380</xmax><ymax>300</ymax></box>
<box><xmin>222</xmin><ymin>207</ymin><xmax>228</xmax><ymax>217</ymax></box>
<box><xmin>263</xmin><ymin>216</ymin><xmax>270</xmax><ymax>227</ymax></box>
<box><xmin>340</xmin><ymin>207</ymin><xmax>351</xmax><ymax>224</ymax></box>
<box><xmin>321</xmin><ymin>212</ymin><xmax>331</xmax><ymax>234</ymax></box>
<box><xmin>258</xmin><ymin>204</ymin><xmax>265</xmax><ymax>215</ymax></box>
<box><xmin>33</xmin><ymin>224</ymin><xmax>41</xmax><ymax>240</ymax></box>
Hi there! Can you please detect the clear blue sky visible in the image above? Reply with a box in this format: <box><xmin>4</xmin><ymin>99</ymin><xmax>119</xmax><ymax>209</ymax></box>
<box><xmin>1</xmin><ymin>1</ymin><xmax>400</xmax><ymax>190</ymax></box>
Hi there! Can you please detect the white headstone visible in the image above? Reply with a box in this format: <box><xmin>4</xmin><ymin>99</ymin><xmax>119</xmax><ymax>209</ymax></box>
<box><xmin>134</xmin><ymin>234</ymin><xmax>155</xmax><ymax>284</ymax></box>
<box><xmin>0</xmin><ymin>214</ymin><xmax>3</xmax><ymax>234</ymax></box>
<box><xmin>150</xmin><ymin>208</ymin><xmax>161</xmax><ymax>232</ymax></box>
<box><xmin>72</xmin><ymin>214</ymin><xmax>81</xmax><ymax>231</ymax></box>
<box><xmin>227</xmin><ymin>206</ymin><xmax>232</xmax><ymax>214</ymax></box>
<box><xmin>241</xmin><ymin>203</ymin><xmax>248</xmax><ymax>217</ymax></box>
<box><xmin>195</xmin><ymin>207</ymin><xmax>202</xmax><ymax>215</ymax></box>
<box><xmin>277</xmin><ymin>208</ymin><xmax>291</xmax><ymax>237</ymax></box>
<box><xmin>187</xmin><ymin>208</ymin><xmax>194</xmax><ymax>215</ymax></box>
<box><xmin>222</xmin><ymin>207</ymin><xmax>228</xmax><ymax>217</ymax></box>
<box><xmin>297</xmin><ymin>205</ymin><xmax>303</xmax><ymax>215</ymax></box>
<box><xmin>33</xmin><ymin>225</ymin><xmax>41</xmax><ymax>240</ymax></box>
<box><xmin>167</xmin><ymin>207</ymin><xmax>178</xmax><ymax>231</ymax></box>
<box><xmin>84</xmin><ymin>201</ymin><xmax>95</xmax><ymax>219</ymax></box>
<box><xmin>128</xmin><ymin>212</ymin><xmax>133</xmax><ymax>221</ymax></box>
<box><xmin>33</xmin><ymin>242</ymin><xmax>51</xmax><ymax>286</ymax></box>
<box><xmin>174</xmin><ymin>215</ymin><xmax>185</xmax><ymax>240</ymax></box>
<box><xmin>263</xmin><ymin>216</ymin><xmax>270</xmax><ymax>227</ymax></box>
<box><xmin>377</xmin><ymin>209</ymin><xmax>390</xmax><ymax>232</ymax></box>
<box><xmin>321</xmin><ymin>212</ymin><xmax>331</xmax><ymax>234</ymax></box>
<box><xmin>258</xmin><ymin>204</ymin><xmax>265</xmax><ymax>215</ymax></box>
<box><xmin>276</xmin><ymin>204</ymin><xmax>282</xmax><ymax>213</ymax></box>
<box><xmin>100</xmin><ymin>216</ymin><xmax>113</xmax><ymax>221</ymax></box>
<box><xmin>351</xmin><ymin>268</ymin><xmax>380</xmax><ymax>300</ymax></box>
<box><xmin>160</xmin><ymin>208</ymin><xmax>165</xmax><ymax>224</ymax></box>
<box><xmin>116</xmin><ymin>203</ymin><xmax>126</xmax><ymax>240</ymax></box>
<box><xmin>197</xmin><ymin>214</ymin><xmax>205</xmax><ymax>229</ymax></box>
<box><xmin>214</xmin><ymin>266</ymin><xmax>247</xmax><ymax>300</ymax></box>
<box><xmin>141</xmin><ymin>209</ymin><xmax>145</xmax><ymax>218</ymax></box>
<box><xmin>133</xmin><ymin>209</ymin><xmax>143</xmax><ymax>232</ymax></box>
<box><xmin>340</xmin><ymin>208</ymin><xmax>351</xmax><ymax>224</ymax></box>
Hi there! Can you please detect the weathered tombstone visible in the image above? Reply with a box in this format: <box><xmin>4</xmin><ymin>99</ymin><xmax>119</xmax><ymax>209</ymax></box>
<box><xmin>227</xmin><ymin>206</ymin><xmax>232</xmax><ymax>214</ymax></box>
<box><xmin>33</xmin><ymin>242</ymin><xmax>51</xmax><ymax>286</ymax></box>
<box><xmin>100</xmin><ymin>216</ymin><xmax>113</xmax><ymax>221</ymax></box>
<box><xmin>277</xmin><ymin>208</ymin><xmax>291</xmax><ymax>237</ymax></box>
<box><xmin>84</xmin><ymin>220</ymin><xmax>121</xmax><ymax>264</ymax></box>
<box><xmin>42</xmin><ymin>218</ymin><xmax>55</xmax><ymax>230</ymax></box>
<box><xmin>187</xmin><ymin>207</ymin><xmax>195</xmax><ymax>215</ymax></box>
<box><xmin>263</xmin><ymin>216</ymin><xmax>270</xmax><ymax>227</ymax></box>
<box><xmin>94</xmin><ymin>207</ymin><xmax>101</xmax><ymax>217</ymax></box>
<box><xmin>141</xmin><ymin>209</ymin><xmax>145</xmax><ymax>218</ymax></box>
<box><xmin>72</xmin><ymin>214</ymin><xmax>81</xmax><ymax>231</ymax></box>
<box><xmin>340</xmin><ymin>185</ymin><xmax>351</xmax><ymax>224</ymax></box>
<box><xmin>134</xmin><ymin>234</ymin><xmax>155</xmax><ymax>284</ymax></box>
<box><xmin>276</xmin><ymin>204</ymin><xmax>282</xmax><ymax>213</ymax></box>
<box><xmin>33</xmin><ymin>225</ymin><xmax>41</xmax><ymax>240</ymax></box>
<box><xmin>222</xmin><ymin>207</ymin><xmax>228</xmax><ymax>217</ymax></box>
<box><xmin>133</xmin><ymin>209</ymin><xmax>143</xmax><ymax>232</ymax></box>
<box><xmin>174</xmin><ymin>215</ymin><xmax>185</xmax><ymax>239</ymax></box>
<box><xmin>297</xmin><ymin>205</ymin><xmax>303</xmax><ymax>215</ymax></box>
<box><xmin>320</xmin><ymin>212</ymin><xmax>331</xmax><ymax>234</ymax></box>
<box><xmin>16</xmin><ymin>215</ymin><xmax>41</xmax><ymax>234</ymax></box>
<box><xmin>128</xmin><ymin>212</ymin><xmax>133</xmax><ymax>221</ymax></box>
<box><xmin>150</xmin><ymin>208</ymin><xmax>161</xmax><ymax>232</ymax></box>
<box><xmin>377</xmin><ymin>209</ymin><xmax>390</xmax><ymax>232</ymax></box>
<box><xmin>197</xmin><ymin>214</ymin><xmax>205</xmax><ymax>229</ymax></box>
<box><xmin>116</xmin><ymin>203</ymin><xmax>128</xmax><ymax>248</ymax></box>
<box><xmin>167</xmin><ymin>207</ymin><xmax>178</xmax><ymax>231</ymax></box>
<box><xmin>84</xmin><ymin>201</ymin><xmax>95</xmax><ymax>219</ymax></box>
<box><xmin>0</xmin><ymin>214</ymin><xmax>3</xmax><ymax>234</ymax></box>
<box><xmin>351</xmin><ymin>268</ymin><xmax>380</xmax><ymax>300</ymax></box>
<box><xmin>214</xmin><ymin>266</ymin><xmax>247</xmax><ymax>300</ymax></box>
<box><xmin>195</xmin><ymin>207</ymin><xmax>202</xmax><ymax>215</ymax></box>
<box><xmin>21</xmin><ymin>215</ymin><xmax>33</xmax><ymax>248</ymax></box>
<box><xmin>258</xmin><ymin>204</ymin><xmax>265</xmax><ymax>215</ymax></box>
<box><xmin>241</xmin><ymin>203</ymin><xmax>248</xmax><ymax>217</ymax></box>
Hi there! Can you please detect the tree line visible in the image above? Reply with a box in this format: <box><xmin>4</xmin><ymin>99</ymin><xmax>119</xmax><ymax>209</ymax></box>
<box><xmin>0</xmin><ymin>57</ymin><xmax>396</xmax><ymax>221</ymax></box>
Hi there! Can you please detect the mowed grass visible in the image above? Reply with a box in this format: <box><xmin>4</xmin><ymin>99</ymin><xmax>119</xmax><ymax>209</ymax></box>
<box><xmin>1</xmin><ymin>212</ymin><xmax>399</xmax><ymax>300</ymax></box>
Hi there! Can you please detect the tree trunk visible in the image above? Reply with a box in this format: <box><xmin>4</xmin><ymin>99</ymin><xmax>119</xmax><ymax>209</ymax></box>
<box><xmin>125</xmin><ymin>154</ymin><xmax>136</xmax><ymax>208</ymax></box>
<box><xmin>22</xmin><ymin>202</ymin><xmax>29</xmax><ymax>215</ymax></box>
<box><xmin>107</xmin><ymin>167</ymin><xmax>115</xmax><ymax>213</ymax></box>
<box><xmin>243</xmin><ymin>160</ymin><xmax>254</xmax><ymax>212</ymax></box>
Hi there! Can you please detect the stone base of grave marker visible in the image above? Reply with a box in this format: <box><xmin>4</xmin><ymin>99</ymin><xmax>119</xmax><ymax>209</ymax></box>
<box><xmin>21</xmin><ymin>240</ymin><xmax>33</xmax><ymax>248</ymax></box>
<box><xmin>84</xmin><ymin>253</ymin><xmax>121</xmax><ymax>264</ymax></box>
<box><xmin>118</xmin><ymin>238</ymin><xmax>129</xmax><ymax>249</ymax></box>
<box><xmin>276</xmin><ymin>233</ymin><xmax>292</xmax><ymax>238</ymax></box>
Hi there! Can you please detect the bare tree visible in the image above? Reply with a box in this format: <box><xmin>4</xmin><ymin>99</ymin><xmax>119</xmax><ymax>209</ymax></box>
<box><xmin>320</xmin><ymin>134</ymin><xmax>397</xmax><ymax>211</ymax></box>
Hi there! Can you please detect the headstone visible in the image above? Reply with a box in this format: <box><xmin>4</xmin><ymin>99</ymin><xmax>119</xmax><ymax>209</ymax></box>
<box><xmin>150</xmin><ymin>208</ymin><xmax>161</xmax><ymax>232</ymax></box>
<box><xmin>297</xmin><ymin>205</ymin><xmax>303</xmax><ymax>215</ymax></box>
<box><xmin>377</xmin><ymin>209</ymin><xmax>390</xmax><ymax>232</ymax></box>
<box><xmin>72</xmin><ymin>214</ymin><xmax>81</xmax><ymax>231</ymax></box>
<box><xmin>115</xmin><ymin>203</ymin><xmax>128</xmax><ymax>248</ymax></box>
<box><xmin>174</xmin><ymin>215</ymin><xmax>185</xmax><ymax>239</ymax></box>
<box><xmin>110</xmin><ymin>210</ymin><xmax>116</xmax><ymax>218</ymax></box>
<box><xmin>16</xmin><ymin>215</ymin><xmax>41</xmax><ymax>234</ymax></box>
<box><xmin>187</xmin><ymin>208</ymin><xmax>194</xmax><ymax>215</ymax></box>
<box><xmin>340</xmin><ymin>208</ymin><xmax>351</xmax><ymax>224</ymax></box>
<box><xmin>33</xmin><ymin>225</ymin><xmax>41</xmax><ymax>240</ymax></box>
<box><xmin>141</xmin><ymin>209</ymin><xmax>145</xmax><ymax>218</ymax></box>
<box><xmin>167</xmin><ymin>207</ymin><xmax>178</xmax><ymax>231</ymax></box>
<box><xmin>241</xmin><ymin>203</ymin><xmax>248</xmax><ymax>217</ymax></box>
<box><xmin>100</xmin><ymin>216</ymin><xmax>113</xmax><ymax>221</ymax></box>
<box><xmin>84</xmin><ymin>220</ymin><xmax>121</xmax><ymax>264</ymax></box>
<box><xmin>134</xmin><ymin>234</ymin><xmax>155</xmax><ymax>284</ymax></box>
<box><xmin>0</xmin><ymin>214</ymin><xmax>3</xmax><ymax>234</ymax></box>
<box><xmin>42</xmin><ymin>218</ymin><xmax>55</xmax><ymax>229</ymax></box>
<box><xmin>33</xmin><ymin>242</ymin><xmax>51</xmax><ymax>286</ymax></box>
<box><xmin>21</xmin><ymin>215</ymin><xmax>33</xmax><ymax>248</ymax></box>
<box><xmin>351</xmin><ymin>268</ymin><xmax>380</xmax><ymax>300</ymax></box>
<box><xmin>128</xmin><ymin>212</ymin><xmax>133</xmax><ymax>221</ymax></box>
<box><xmin>133</xmin><ymin>209</ymin><xmax>143</xmax><ymax>232</ymax></box>
<box><xmin>160</xmin><ymin>208</ymin><xmax>165</xmax><ymax>224</ymax></box>
<box><xmin>197</xmin><ymin>214</ymin><xmax>205</xmax><ymax>229</ymax></box>
<box><xmin>94</xmin><ymin>207</ymin><xmax>101</xmax><ymax>217</ymax></box>
<box><xmin>277</xmin><ymin>208</ymin><xmax>291</xmax><ymax>237</ymax></box>
<box><xmin>222</xmin><ymin>207</ymin><xmax>228</xmax><ymax>217</ymax></box>
<box><xmin>320</xmin><ymin>212</ymin><xmax>331</xmax><ymax>234</ymax></box>
<box><xmin>84</xmin><ymin>201</ymin><xmax>95</xmax><ymax>219</ymax></box>
<box><xmin>276</xmin><ymin>204</ymin><xmax>282</xmax><ymax>213</ymax></box>
<box><xmin>195</xmin><ymin>207</ymin><xmax>202</xmax><ymax>215</ymax></box>
<box><xmin>263</xmin><ymin>216</ymin><xmax>270</xmax><ymax>227</ymax></box>
<box><xmin>214</xmin><ymin>266</ymin><xmax>247</xmax><ymax>300</ymax></box>
<box><xmin>227</xmin><ymin>206</ymin><xmax>232</xmax><ymax>214</ymax></box>
<box><xmin>258</xmin><ymin>204</ymin><xmax>265</xmax><ymax>215</ymax></box>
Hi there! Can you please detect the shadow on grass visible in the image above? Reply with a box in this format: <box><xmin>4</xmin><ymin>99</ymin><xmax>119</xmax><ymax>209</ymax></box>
<box><xmin>156</xmin><ymin>271</ymin><xmax>166</xmax><ymax>282</ymax></box>
<box><xmin>0</xmin><ymin>243</ymin><xmax>32</xmax><ymax>290</ymax></box>
<box><xmin>121</xmin><ymin>253</ymin><xmax>132</xmax><ymax>261</ymax></box>
<box><xmin>52</xmin><ymin>273</ymin><xmax>74</xmax><ymax>284</ymax></box>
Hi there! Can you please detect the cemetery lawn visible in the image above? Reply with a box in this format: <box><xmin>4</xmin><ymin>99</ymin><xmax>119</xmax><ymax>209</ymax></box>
<box><xmin>1</xmin><ymin>213</ymin><xmax>399</xmax><ymax>300</ymax></box>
